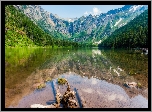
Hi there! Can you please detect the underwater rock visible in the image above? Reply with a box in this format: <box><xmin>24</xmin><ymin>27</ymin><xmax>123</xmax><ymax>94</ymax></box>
<box><xmin>58</xmin><ymin>78</ymin><xmax>67</xmax><ymax>85</ymax></box>
<box><xmin>45</xmin><ymin>77</ymin><xmax>52</xmax><ymax>82</ymax></box>
<box><xmin>37</xmin><ymin>83</ymin><xmax>46</xmax><ymax>89</ymax></box>
<box><xmin>117</xmin><ymin>66</ymin><xmax>124</xmax><ymax>72</ymax></box>
<box><xmin>113</xmin><ymin>69</ymin><xmax>120</xmax><ymax>76</ymax></box>
<box><xmin>124</xmin><ymin>82</ymin><xmax>137</xmax><ymax>88</ymax></box>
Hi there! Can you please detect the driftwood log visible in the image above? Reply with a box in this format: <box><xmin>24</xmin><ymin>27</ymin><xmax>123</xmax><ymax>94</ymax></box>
<box><xmin>31</xmin><ymin>78</ymin><xmax>78</xmax><ymax>108</ymax></box>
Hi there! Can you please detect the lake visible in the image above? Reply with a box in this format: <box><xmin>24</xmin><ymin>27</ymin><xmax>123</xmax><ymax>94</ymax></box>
<box><xmin>5</xmin><ymin>47</ymin><xmax>148</xmax><ymax>108</ymax></box>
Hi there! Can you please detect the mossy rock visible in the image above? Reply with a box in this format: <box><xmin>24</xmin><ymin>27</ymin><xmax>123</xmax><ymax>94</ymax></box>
<box><xmin>37</xmin><ymin>83</ymin><xmax>46</xmax><ymax>89</ymax></box>
<box><xmin>45</xmin><ymin>77</ymin><xmax>52</xmax><ymax>82</ymax></box>
<box><xmin>137</xmin><ymin>82</ymin><xmax>142</xmax><ymax>88</ymax></box>
<box><xmin>58</xmin><ymin>78</ymin><xmax>67</xmax><ymax>85</ymax></box>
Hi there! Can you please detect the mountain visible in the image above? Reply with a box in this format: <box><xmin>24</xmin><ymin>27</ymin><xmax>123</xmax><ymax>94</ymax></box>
<box><xmin>98</xmin><ymin>9</ymin><xmax>148</xmax><ymax>48</ymax></box>
<box><xmin>5</xmin><ymin>5</ymin><xmax>83</xmax><ymax>47</ymax></box>
<box><xmin>13</xmin><ymin>5</ymin><xmax>148</xmax><ymax>44</ymax></box>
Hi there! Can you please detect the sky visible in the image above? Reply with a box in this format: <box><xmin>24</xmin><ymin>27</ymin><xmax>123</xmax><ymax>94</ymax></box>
<box><xmin>40</xmin><ymin>5</ymin><xmax>125</xmax><ymax>19</ymax></box>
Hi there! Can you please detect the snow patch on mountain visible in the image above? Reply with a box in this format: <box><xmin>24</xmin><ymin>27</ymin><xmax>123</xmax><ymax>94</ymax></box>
<box><xmin>129</xmin><ymin>5</ymin><xmax>144</xmax><ymax>12</ymax></box>
<box><xmin>119</xmin><ymin>22</ymin><xmax>127</xmax><ymax>27</ymax></box>
<box><xmin>114</xmin><ymin>18</ymin><xmax>122</xmax><ymax>26</ymax></box>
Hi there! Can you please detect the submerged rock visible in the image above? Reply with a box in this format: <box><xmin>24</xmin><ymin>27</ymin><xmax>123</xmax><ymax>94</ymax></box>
<box><xmin>57</xmin><ymin>78</ymin><xmax>67</xmax><ymax>85</ymax></box>
<box><xmin>45</xmin><ymin>77</ymin><xmax>52</xmax><ymax>82</ymax></box>
<box><xmin>37</xmin><ymin>83</ymin><xmax>46</xmax><ymax>89</ymax></box>
<box><xmin>124</xmin><ymin>82</ymin><xmax>137</xmax><ymax>88</ymax></box>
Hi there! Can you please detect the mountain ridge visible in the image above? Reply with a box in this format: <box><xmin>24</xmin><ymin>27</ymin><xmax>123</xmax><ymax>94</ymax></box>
<box><xmin>5</xmin><ymin>5</ymin><xmax>88</xmax><ymax>47</ymax></box>
<box><xmin>98</xmin><ymin>9</ymin><xmax>148</xmax><ymax>48</ymax></box>
<box><xmin>13</xmin><ymin>5</ymin><xmax>148</xmax><ymax>44</ymax></box>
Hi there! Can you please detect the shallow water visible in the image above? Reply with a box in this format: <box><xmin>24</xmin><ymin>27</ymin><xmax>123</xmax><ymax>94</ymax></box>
<box><xmin>5</xmin><ymin>47</ymin><xmax>148</xmax><ymax>108</ymax></box>
<box><xmin>9</xmin><ymin>73</ymin><xmax>148</xmax><ymax>108</ymax></box>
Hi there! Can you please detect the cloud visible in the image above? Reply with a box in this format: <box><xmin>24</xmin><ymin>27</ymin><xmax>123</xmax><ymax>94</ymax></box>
<box><xmin>84</xmin><ymin>11</ymin><xmax>89</xmax><ymax>16</ymax></box>
<box><xmin>92</xmin><ymin>7</ymin><xmax>102</xmax><ymax>15</ymax></box>
<box><xmin>84</xmin><ymin>7</ymin><xmax>102</xmax><ymax>16</ymax></box>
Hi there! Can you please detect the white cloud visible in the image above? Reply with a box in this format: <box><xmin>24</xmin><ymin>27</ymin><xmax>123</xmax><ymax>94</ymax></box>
<box><xmin>84</xmin><ymin>7</ymin><xmax>102</xmax><ymax>16</ymax></box>
<box><xmin>93</xmin><ymin>7</ymin><xmax>102</xmax><ymax>15</ymax></box>
<box><xmin>84</xmin><ymin>11</ymin><xmax>89</xmax><ymax>16</ymax></box>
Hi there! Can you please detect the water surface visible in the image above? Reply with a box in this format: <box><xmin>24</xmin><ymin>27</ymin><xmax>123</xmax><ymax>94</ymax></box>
<box><xmin>5</xmin><ymin>47</ymin><xmax>148</xmax><ymax>108</ymax></box>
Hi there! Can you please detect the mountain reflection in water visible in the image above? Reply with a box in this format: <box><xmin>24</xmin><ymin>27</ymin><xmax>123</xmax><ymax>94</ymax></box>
<box><xmin>9</xmin><ymin>73</ymin><xmax>148</xmax><ymax>108</ymax></box>
<box><xmin>5</xmin><ymin>48</ymin><xmax>148</xmax><ymax>108</ymax></box>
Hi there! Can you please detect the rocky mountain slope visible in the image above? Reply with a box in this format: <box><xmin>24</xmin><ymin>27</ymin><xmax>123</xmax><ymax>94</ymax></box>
<box><xmin>13</xmin><ymin>5</ymin><xmax>148</xmax><ymax>44</ymax></box>
<box><xmin>98</xmin><ymin>9</ymin><xmax>148</xmax><ymax>48</ymax></box>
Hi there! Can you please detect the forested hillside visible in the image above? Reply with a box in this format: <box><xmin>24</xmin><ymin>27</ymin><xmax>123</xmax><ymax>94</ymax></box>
<box><xmin>98</xmin><ymin>9</ymin><xmax>148</xmax><ymax>48</ymax></box>
<box><xmin>5</xmin><ymin>5</ymin><xmax>91</xmax><ymax>47</ymax></box>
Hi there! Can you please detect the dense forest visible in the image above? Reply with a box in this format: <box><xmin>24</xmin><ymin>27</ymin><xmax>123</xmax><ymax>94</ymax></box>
<box><xmin>5</xmin><ymin>5</ymin><xmax>93</xmax><ymax>47</ymax></box>
<box><xmin>98</xmin><ymin>9</ymin><xmax>148</xmax><ymax>49</ymax></box>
